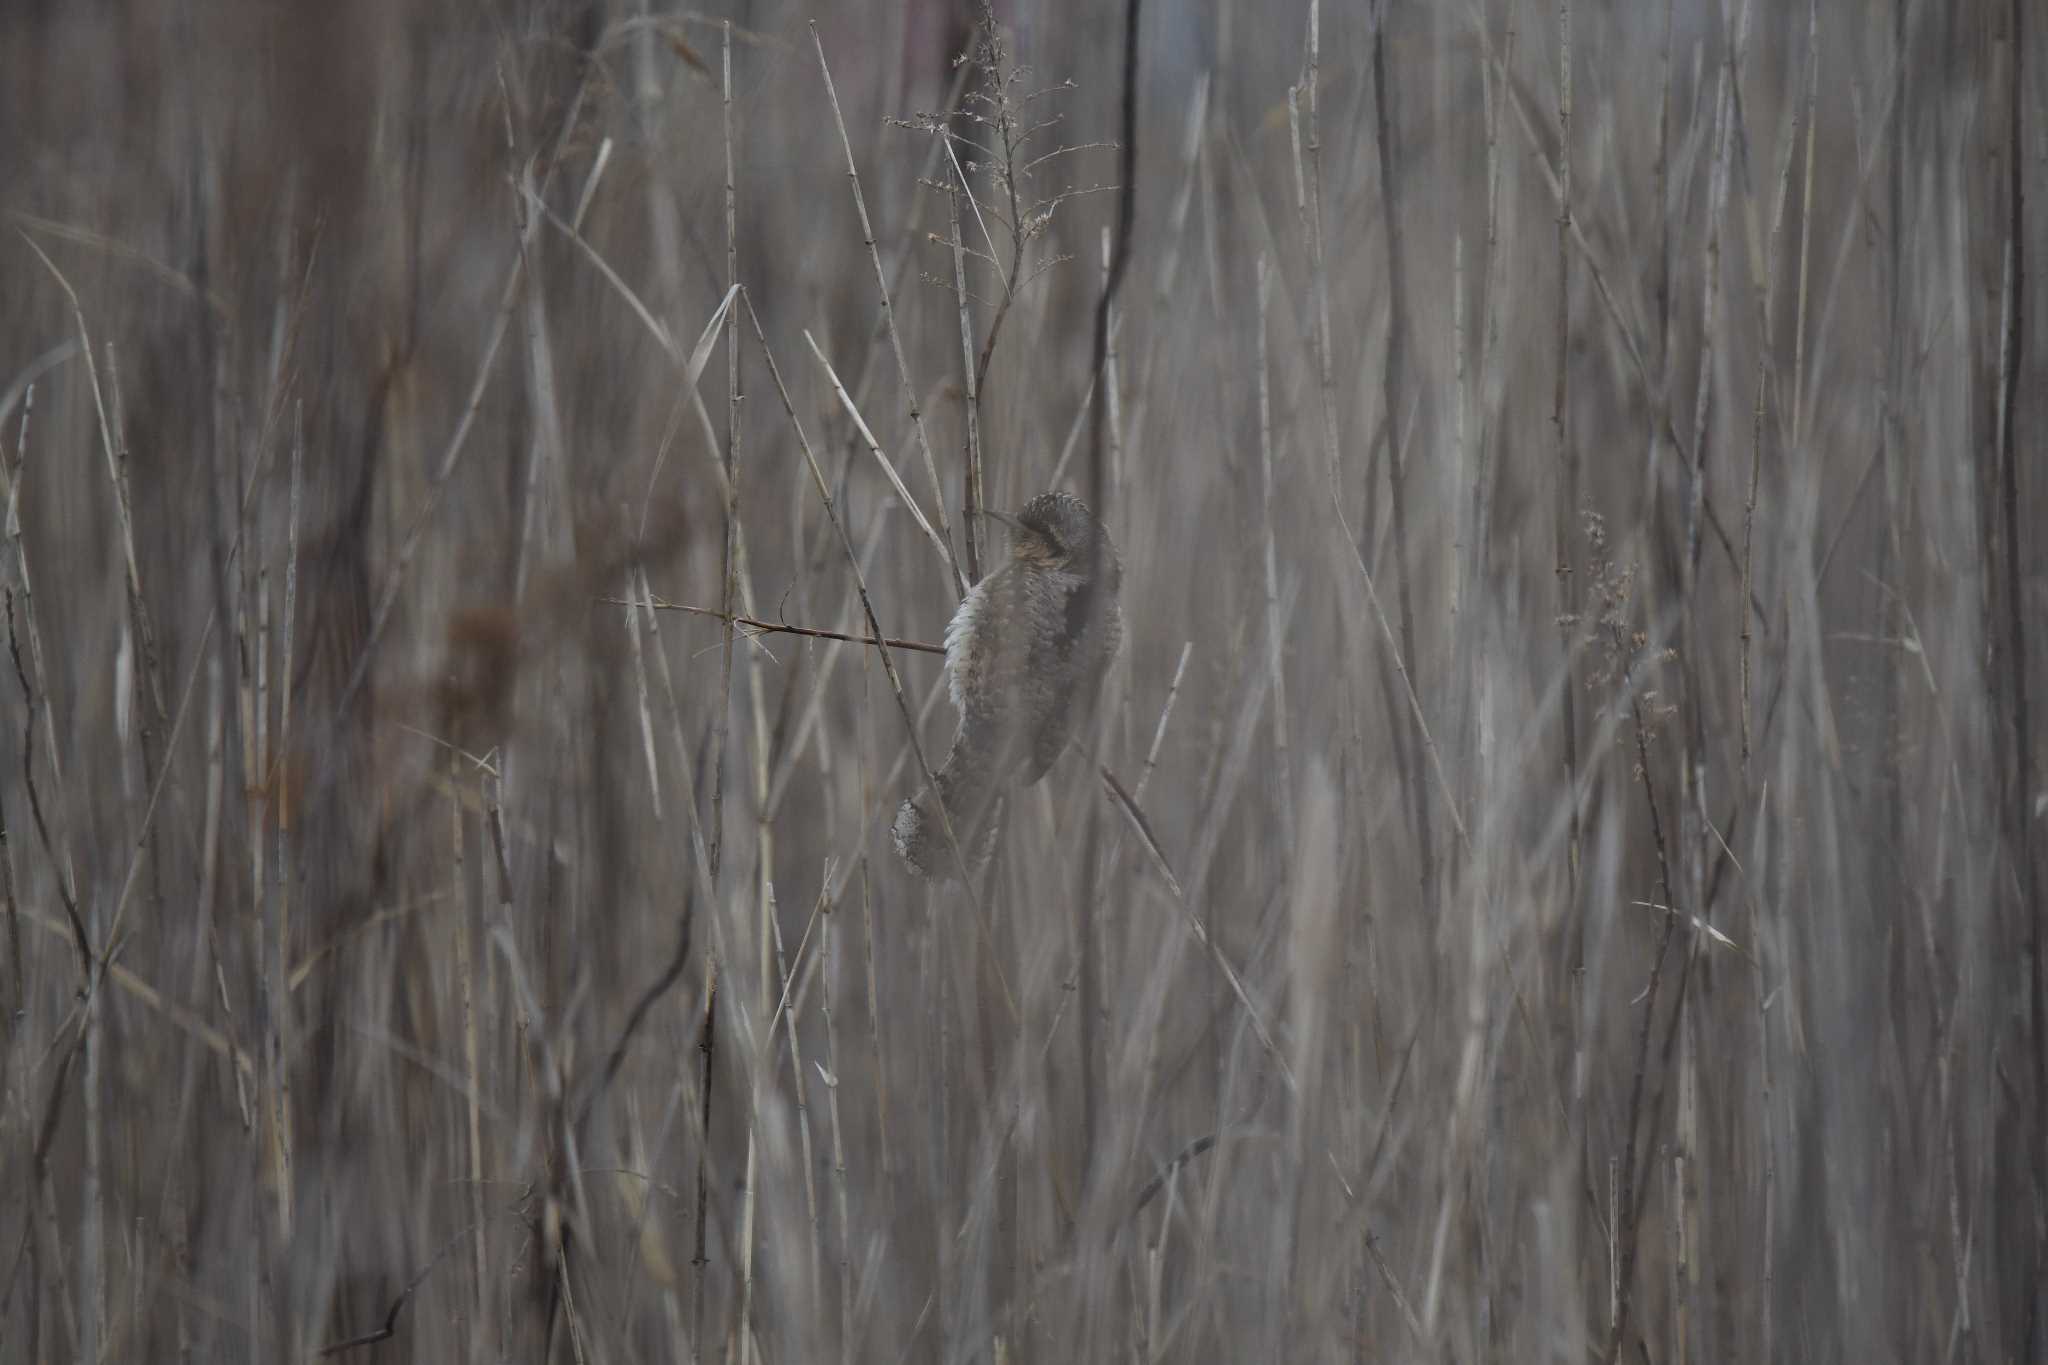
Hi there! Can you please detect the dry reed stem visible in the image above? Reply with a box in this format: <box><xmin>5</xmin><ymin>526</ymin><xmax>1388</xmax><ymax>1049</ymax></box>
<box><xmin>1551</xmin><ymin>0</ymin><xmax>1583</xmax><ymax>912</ymax></box>
<box><xmin>805</xmin><ymin>335</ymin><xmax>956</xmax><ymax>578</ymax></box>
<box><xmin>816</xmin><ymin>868</ymin><xmax>855</xmax><ymax>1365</ymax></box>
<box><xmin>1252</xmin><ymin>256</ymin><xmax>1296</xmax><ymax>852</ymax></box>
<box><xmin>810</xmin><ymin>23</ymin><xmax>964</xmax><ymax>599</ymax></box>
<box><xmin>714</xmin><ymin>18</ymin><xmax>742</xmax><ymax>889</ymax></box>
<box><xmin>3</xmin><ymin>6</ymin><xmax>2030</xmax><ymax>1359</ymax></box>
<box><xmin>270</xmin><ymin>401</ymin><xmax>305</xmax><ymax>1241</ymax></box>
<box><xmin>1739</xmin><ymin>3</ymin><xmax>1812</xmax><ymax>780</ymax></box>
<box><xmin>1364</xmin><ymin>0</ymin><xmax>1438</xmax><ymax>910</ymax></box>
<box><xmin>943</xmin><ymin>139</ymin><xmax>989</xmax><ymax>583</ymax></box>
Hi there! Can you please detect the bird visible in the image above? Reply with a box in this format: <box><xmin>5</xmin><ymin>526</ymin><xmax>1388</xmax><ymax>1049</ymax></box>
<box><xmin>893</xmin><ymin>491</ymin><xmax>1123</xmax><ymax>879</ymax></box>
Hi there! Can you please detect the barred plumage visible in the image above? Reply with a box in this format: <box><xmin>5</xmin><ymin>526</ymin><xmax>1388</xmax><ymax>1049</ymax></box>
<box><xmin>893</xmin><ymin>491</ymin><xmax>1123</xmax><ymax>879</ymax></box>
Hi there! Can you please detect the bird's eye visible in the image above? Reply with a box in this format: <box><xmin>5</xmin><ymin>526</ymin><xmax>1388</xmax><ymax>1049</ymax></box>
<box><xmin>1018</xmin><ymin>520</ymin><xmax>1059</xmax><ymax>555</ymax></box>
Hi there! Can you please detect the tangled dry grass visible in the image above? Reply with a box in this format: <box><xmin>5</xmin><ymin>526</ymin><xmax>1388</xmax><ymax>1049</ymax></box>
<box><xmin>1</xmin><ymin>0</ymin><xmax>2043</xmax><ymax>1361</ymax></box>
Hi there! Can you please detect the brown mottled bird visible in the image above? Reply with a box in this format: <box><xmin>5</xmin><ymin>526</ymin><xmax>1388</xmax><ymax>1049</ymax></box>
<box><xmin>893</xmin><ymin>491</ymin><xmax>1123</xmax><ymax>879</ymax></box>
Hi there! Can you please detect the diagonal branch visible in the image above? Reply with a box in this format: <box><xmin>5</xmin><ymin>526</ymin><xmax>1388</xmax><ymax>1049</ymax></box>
<box><xmin>606</xmin><ymin>597</ymin><xmax>945</xmax><ymax>656</ymax></box>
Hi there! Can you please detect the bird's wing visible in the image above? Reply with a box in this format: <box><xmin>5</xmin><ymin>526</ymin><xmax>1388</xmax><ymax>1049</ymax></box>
<box><xmin>1015</xmin><ymin>577</ymin><xmax>1118</xmax><ymax>786</ymax></box>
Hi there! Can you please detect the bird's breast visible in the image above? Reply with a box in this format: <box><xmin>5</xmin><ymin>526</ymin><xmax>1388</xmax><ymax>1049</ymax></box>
<box><xmin>943</xmin><ymin>576</ymin><xmax>994</xmax><ymax>714</ymax></box>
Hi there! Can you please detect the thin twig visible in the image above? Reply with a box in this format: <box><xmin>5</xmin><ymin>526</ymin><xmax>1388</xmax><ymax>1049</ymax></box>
<box><xmin>944</xmin><ymin>141</ymin><xmax>988</xmax><ymax>582</ymax></box>
<box><xmin>1099</xmin><ymin>766</ymin><xmax>1297</xmax><ymax>1094</ymax></box>
<box><xmin>1367</xmin><ymin>0</ymin><xmax>1438</xmax><ymax>904</ymax></box>
<box><xmin>713</xmin><ymin>18</ymin><xmax>742</xmax><ymax>884</ymax></box>
<box><xmin>805</xmin><ymin>335</ymin><xmax>957</xmax><ymax>578</ymax></box>
<box><xmin>315</xmin><ymin>1214</ymin><xmax>495</xmax><ymax>1356</ymax></box>
<box><xmin>1550</xmin><ymin>0</ymin><xmax>1583</xmax><ymax>907</ymax></box>
<box><xmin>606</xmin><ymin>597</ymin><xmax>945</xmax><ymax>655</ymax></box>
<box><xmin>574</xmin><ymin>883</ymin><xmax>695</xmax><ymax>1134</ymax></box>
<box><xmin>1996</xmin><ymin>0</ymin><xmax>2041</xmax><ymax>1259</ymax></box>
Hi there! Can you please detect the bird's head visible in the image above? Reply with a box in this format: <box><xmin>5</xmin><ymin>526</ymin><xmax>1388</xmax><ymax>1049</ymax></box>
<box><xmin>984</xmin><ymin>491</ymin><xmax>1109</xmax><ymax>573</ymax></box>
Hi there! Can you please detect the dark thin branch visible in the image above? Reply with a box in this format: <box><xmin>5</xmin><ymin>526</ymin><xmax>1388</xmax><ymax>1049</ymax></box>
<box><xmin>315</xmin><ymin>1214</ymin><xmax>492</xmax><ymax>1356</ymax></box>
<box><xmin>1130</xmin><ymin>1132</ymin><xmax>1218</xmax><ymax>1216</ymax></box>
<box><xmin>574</xmin><ymin>883</ymin><xmax>695</xmax><ymax>1133</ymax></box>
<box><xmin>1088</xmin><ymin>0</ymin><xmax>1140</xmax><ymax>522</ymax></box>
<box><xmin>5</xmin><ymin>588</ymin><xmax>86</xmax><ymax>977</ymax></box>
<box><xmin>1371</xmin><ymin>0</ymin><xmax>1437</xmax><ymax>906</ymax></box>
<box><xmin>604</xmin><ymin>597</ymin><xmax>946</xmax><ymax>656</ymax></box>
<box><xmin>711</xmin><ymin>15</ymin><xmax>742</xmax><ymax>888</ymax></box>
<box><xmin>2000</xmin><ymin>0</ymin><xmax>2042</xmax><ymax>1270</ymax></box>
<box><xmin>690</xmin><ymin>959</ymin><xmax>717</xmax><ymax>1305</ymax></box>
<box><xmin>1072</xmin><ymin>0</ymin><xmax>1141</xmax><ymax>1228</ymax></box>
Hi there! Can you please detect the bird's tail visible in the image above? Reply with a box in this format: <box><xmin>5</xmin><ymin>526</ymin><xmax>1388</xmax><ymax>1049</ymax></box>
<box><xmin>892</xmin><ymin>754</ymin><xmax>1004</xmax><ymax>881</ymax></box>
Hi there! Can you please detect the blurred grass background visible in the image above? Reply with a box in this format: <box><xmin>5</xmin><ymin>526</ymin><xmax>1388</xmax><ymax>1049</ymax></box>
<box><xmin>1</xmin><ymin>0</ymin><xmax>2043</xmax><ymax>1360</ymax></box>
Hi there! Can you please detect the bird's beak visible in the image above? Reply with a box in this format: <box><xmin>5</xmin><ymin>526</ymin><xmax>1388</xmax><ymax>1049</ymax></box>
<box><xmin>978</xmin><ymin>508</ymin><xmax>1027</xmax><ymax>532</ymax></box>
